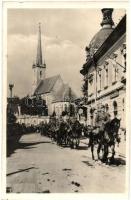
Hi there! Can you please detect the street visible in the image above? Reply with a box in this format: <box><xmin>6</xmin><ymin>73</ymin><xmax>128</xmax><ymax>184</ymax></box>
<box><xmin>7</xmin><ymin>133</ymin><xmax>126</xmax><ymax>193</ymax></box>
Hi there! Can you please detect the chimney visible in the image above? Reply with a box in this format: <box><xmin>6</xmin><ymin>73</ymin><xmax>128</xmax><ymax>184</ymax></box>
<box><xmin>101</xmin><ymin>8</ymin><xmax>114</xmax><ymax>28</ymax></box>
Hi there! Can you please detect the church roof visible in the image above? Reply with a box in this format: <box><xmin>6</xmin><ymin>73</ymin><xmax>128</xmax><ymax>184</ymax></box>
<box><xmin>33</xmin><ymin>74</ymin><xmax>77</xmax><ymax>103</ymax></box>
<box><xmin>34</xmin><ymin>75</ymin><xmax>60</xmax><ymax>95</ymax></box>
<box><xmin>53</xmin><ymin>84</ymin><xmax>77</xmax><ymax>103</ymax></box>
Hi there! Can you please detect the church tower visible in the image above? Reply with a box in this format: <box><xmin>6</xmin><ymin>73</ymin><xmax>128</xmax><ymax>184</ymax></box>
<box><xmin>32</xmin><ymin>23</ymin><xmax>46</xmax><ymax>94</ymax></box>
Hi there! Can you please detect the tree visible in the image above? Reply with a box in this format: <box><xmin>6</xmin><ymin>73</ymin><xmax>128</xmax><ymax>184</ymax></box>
<box><xmin>19</xmin><ymin>96</ymin><xmax>48</xmax><ymax>116</ymax></box>
<box><xmin>81</xmin><ymin>78</ymin><xmax>88</xmax><ymax>104</ymax></box>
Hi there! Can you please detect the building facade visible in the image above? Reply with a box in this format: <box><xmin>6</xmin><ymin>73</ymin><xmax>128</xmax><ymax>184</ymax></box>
<box><xmin>80</xmin><ymin>9</ymin><xmax>126</xmax><ymax>129</ymax></box>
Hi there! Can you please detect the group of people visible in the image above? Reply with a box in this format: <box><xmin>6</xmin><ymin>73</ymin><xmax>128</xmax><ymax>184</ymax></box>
<box><xmin>87</xmin><ymin>105</ymin><xmax>121</xmax><ymax>163</ymax></box>
<box><xmin>39</xmin><ymin>116</ymin><xmax>83</xmax><ymax>149</ymax></box>
<box><xmin>38</xmin><ymin>105</ymin><xmax>121</xmax><ymax>163</ymax></box>
<box><xmin>13</xmin><ymin>105</ymin><xmax>122</xmax><ymax>163</ymax></box>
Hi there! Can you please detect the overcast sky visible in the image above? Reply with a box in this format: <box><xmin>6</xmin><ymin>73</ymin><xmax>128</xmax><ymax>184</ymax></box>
<box><xmin>7</xmin><ymin>8</ymin><xmax>125</xmax><ymax>98</ymax></box>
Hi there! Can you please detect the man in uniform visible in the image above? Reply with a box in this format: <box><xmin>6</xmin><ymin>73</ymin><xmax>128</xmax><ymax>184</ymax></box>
<box><xmin>57</xmin><ymin>117</ymin><xmax>68</xmax><ymax>146</ymax></box>
<box><xmin>95</xmin><ymin>105</ymin><xmax>110</xmax><ymax>134</ymax></box>
<box><xmin>70</xmin><ymin>117</ymin><xmax>82</xmax><ymax>148</ymax></box>
<box><xmin>94</xmin><ymin>105</ymin><xmax>111</xmax><ymax>160</ymax></box>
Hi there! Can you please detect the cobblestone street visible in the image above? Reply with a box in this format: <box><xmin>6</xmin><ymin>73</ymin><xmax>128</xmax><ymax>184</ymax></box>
<box><xmin>7</xmin><ymin>133</ymin><xmax>126</xmax><ymax>193</ymax></box>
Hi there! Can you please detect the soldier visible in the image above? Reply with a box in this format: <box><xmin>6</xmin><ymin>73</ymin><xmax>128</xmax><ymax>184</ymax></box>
<box><xmin>70</xmin><ymin>117</ymin><xmax>82</xmax><ymax>149</ymax></box>
<box><xmin>94</xmin><ymin>105</ymin><xmax>111</xmax><ymax>160</ymax></box>
<box><xmin>57</xmin><ymin>118</ymin><xmax>66</xmax><ymax>146</ymax></box>
<box><xmin>110</xmin><ymin>114</ymin><xmax>121</xmax><ymax>144</ymax></box>
<box><xmin>95</xmin><ymin>105</ymin><xmax>110</xmax><ymax>134</ymax></box>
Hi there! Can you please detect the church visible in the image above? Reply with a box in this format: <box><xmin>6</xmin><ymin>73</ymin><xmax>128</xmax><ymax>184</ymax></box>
<box><xmin>31</xmin><ymin>23</ymin><xmax>77</xmax><ymax>116</ymax></box>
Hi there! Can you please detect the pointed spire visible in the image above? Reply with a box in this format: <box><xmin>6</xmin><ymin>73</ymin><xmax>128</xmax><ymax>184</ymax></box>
<box><xmin>36</xmin><ymin>22</ymin><xmax>43</xmax><ymax>66</ymax></box>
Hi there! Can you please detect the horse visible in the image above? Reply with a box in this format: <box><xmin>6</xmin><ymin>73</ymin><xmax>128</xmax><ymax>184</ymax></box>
<box><xmin>87</xmin><ymin>125</ymin><xmax>104</xmax><ymax>161</ymax></box>
<box><xmin>57</xmin><ymin>120</ymin><xmax>69</xmax><ymax>146</ymax></box>
<box><xmin>88</xmin><ymin>118</ymin><xmax>121</xmax><ymax>163</ymax></box>
<box><xmin>69</xmin><ymin>120</ymin><xmax>82</xmax><ymax>149</ymax></box>
<box><xmin>102</xmin><ymin>118</ymin><xmax>121</xmax><ymax>163</ymax></box>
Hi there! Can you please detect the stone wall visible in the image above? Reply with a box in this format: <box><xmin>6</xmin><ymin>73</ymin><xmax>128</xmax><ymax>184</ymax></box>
<box><xmin>17</xmin><ymin>115</ymin><xmax>50</xmax><ymax>126</ymax></box>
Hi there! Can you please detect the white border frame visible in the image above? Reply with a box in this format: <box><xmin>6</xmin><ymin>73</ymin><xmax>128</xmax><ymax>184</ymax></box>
<box><xmin>1</xmin><ymin>1</ymin><xmax>130</xmax><ymax>200</ymax></box>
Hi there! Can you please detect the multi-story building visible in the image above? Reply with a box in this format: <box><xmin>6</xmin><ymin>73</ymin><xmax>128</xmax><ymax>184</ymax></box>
<box><xmin>80</xmin><ymin>9</ymin><xmax>126</xmax><ymax>129</ymax></box>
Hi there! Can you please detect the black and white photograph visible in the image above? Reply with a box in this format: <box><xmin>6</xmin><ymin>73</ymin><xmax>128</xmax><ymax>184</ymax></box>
<box><xmin>4</xmin><ymin>4</ymin><xmax>128</xmax><ymax>196</ymax></box>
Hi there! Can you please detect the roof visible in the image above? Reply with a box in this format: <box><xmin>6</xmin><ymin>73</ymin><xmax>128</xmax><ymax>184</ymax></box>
<box><xmin>87</xmin><ymin>9</ymin><xmax>114</xmax><ymax>56</ymax></box>
<box><xmin>53</xmin><ymin>84</ymin><xmax>77</xmax><ymax>103</ymax></box>
<box><xmin>34</xmin><ymin>75</ymin><xmax>60</xmax><ymax>95</ymax></box>
<box><xmin>80</xmin><ymin>14</ymin><xmax>126</xmax><ymax>75</ymax></box>
<box><xmin>89</xmin><ymin>27</ymin><xmax>114</xmax><ymax>54</ymax></box>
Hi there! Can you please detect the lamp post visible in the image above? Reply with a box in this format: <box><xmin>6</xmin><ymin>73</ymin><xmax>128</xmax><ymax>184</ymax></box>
<box><xmin>8</xmin><ymin>83</ymin><xmax>14</xmax><ymax>114</ymax></box>
<box><xmin>9</xmin><ymin>84</ymin><xmax>14</xmax><ymax>99</ymax></box>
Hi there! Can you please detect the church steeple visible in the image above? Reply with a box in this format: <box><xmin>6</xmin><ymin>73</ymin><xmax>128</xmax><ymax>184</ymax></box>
<box><xmin>32</xmin><ymin>23</ymin><xmax>46</xmax><ymax>94</ymax></box>
<box><xmin>36</xmin><ymin>23</ymin><xmax>43</xmax><ymax>66</ymax></box>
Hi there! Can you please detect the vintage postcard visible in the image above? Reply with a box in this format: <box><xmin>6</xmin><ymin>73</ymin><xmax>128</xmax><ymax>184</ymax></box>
<box><xmin>1</xmin><ymin>1</ymin><xmax>129</xmax><ymax>200</ymax></box>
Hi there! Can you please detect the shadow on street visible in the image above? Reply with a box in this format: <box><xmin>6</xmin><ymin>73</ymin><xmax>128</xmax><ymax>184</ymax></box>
<box><xmin>109</xmin><ymin>157</ymin><xmax>126</xmax><ymax>166</ymax></box>
<box><xmin>7</xmin><ymin>138</ymin><xmax>52</xmax><ymax>157</ymax></box>
<box><xmin>82</xmin><ymin>157</ymin><xmax>126</xmax><ymax>167</ymax></box>
<box><xmin>77</xmin><ymin>146</ymin><xmax>89</xmax><ymax>150</ymax></box>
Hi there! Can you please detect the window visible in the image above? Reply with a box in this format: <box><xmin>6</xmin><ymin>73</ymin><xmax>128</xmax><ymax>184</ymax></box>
<box><xmin>97</xmin><ymin>69</ymin><xmax>101</xmax><ymax>92</ymax></box>
<box><xmin>110</xmin><ymin>53</ymin><xmax>118</xmax><ymax>84</ymax></box>
<box><xmin>122</xmin><ymin>98</ymin><xmax>125</xmax><ymax>112</ymax></box>
<box><xmin>105</xmin><ymin>103</ymin><xmax>109</xmax><ymax>112</ymax></box>
<box><xmin>104</xmin><ymin>61</ymin><xmax>109</xmax><ymax>88</ymax></box>
<box><xmin>40</xmin><ymin>71</ymin><xmax>42</xmax><ymax>78</ymax></box>
<box><xmin>64</xmin><ymin>104</ymin><xmax>68</xmax><ymax>112</ymax></box>
<box><xmin>122</xmin><ymin>98</ymin><xmax>125</xmax><ymax>127</ymax></box>
<box><xmin>115</xmin><ymin>66</ymin><xmax>119</xmax><ymax>81</ymax></box>
<box><xmin>105</xmin><ymin>67</ymin><xmax>108</xmax><ymax>88</ymax></box>
<box><xmin>90</xmin><ymin>107</ymin><xmax>94</xmax><ymax>126</ymax></box>
<box><xmin>113</xmin><ymin>101</ymin><xmax>118</xmax><ymax>116</ymax></box>
<box><xmin>88</xmin><ymin>73</ymin><xmax>94</xmax><ymax>96</ymax></box>
<box><xmin>121</xmin><ymin>43</ymin><xmax>126</xmax><ymax>72</ymax></box>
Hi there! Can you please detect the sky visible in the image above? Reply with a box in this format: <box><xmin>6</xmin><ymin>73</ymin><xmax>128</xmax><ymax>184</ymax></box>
<box><xmin>7</xmin><ymin>8</ymin><xmax>125</xmax><ymax>98</ymax></box>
